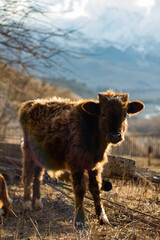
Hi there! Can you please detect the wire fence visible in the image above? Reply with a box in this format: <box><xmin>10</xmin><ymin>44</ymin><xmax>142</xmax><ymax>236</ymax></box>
<box><xmin>112</xmin><ymin>133</ymin><xmax>160</xmax><ymax>168</ymax></box>
<box><xmin>0</xmin><ymin>127</ymin><xmax>160</xmax><ymax>168</ymax></box>
<box><xmin>0</xmin><ymin>127</ymin><xmax>22</xmax><ymax>144</ymax></box>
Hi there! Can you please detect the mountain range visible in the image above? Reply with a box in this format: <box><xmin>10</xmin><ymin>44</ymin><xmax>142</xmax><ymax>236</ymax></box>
<box><xmin>46</xmin><ymin>43</ymin><xmax>160</xmax><ymax>119</ymax></box>
<box><xmin>63</xmin><ymin>44</ymin><xmax>160</xmax><ymax>93</ymax></box>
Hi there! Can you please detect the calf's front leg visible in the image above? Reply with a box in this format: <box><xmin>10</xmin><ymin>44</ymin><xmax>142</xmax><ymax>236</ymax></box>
<box><xmin>71</xmin><ymin>171</ymin><xmax>86</xmax><ymax>228</ymax></box>
<box><xmin>88</xmin><ymin>169</ymin><xmax>110</xmax><ymax>225</ymax></box>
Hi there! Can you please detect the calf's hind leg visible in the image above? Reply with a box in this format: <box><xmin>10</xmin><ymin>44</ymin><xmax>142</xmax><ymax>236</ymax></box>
<box><xmin>33</xmin><ymin>166</ymin><xmax>44</xmax><ymax>209</ymax></box>
<box><xmin>22</xmin><ymin>146</ymin><xmax>34</xmax><ymax>210</ymax></box>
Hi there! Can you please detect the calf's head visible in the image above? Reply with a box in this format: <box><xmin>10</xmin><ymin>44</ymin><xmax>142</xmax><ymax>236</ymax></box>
<box><xmin>82</xmin><ymin>90</ymin><xmax>144</xmax><ymax>145</ymax></box>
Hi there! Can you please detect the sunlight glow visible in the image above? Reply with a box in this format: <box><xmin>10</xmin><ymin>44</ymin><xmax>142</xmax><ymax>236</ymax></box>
<box><xmin>49</xmin><ymin>0</ymin><xmax>89</xmax><ymax>19</ymax></box>
<box><xmin>136</xmin><ymin>0</ymin><xmax>155</xmax><ymax>8</ymax></box>
<box><xmin>136</xmin><ymin>0</ymin><xmax>155</xmax><ymax>15</ymax></box>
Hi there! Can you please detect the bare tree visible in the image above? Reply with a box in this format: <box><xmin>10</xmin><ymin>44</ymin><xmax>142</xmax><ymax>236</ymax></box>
<box><xmin>0</xmin><ymin>0</ymin><xmax>78</xmax><ymax>76</ymax></box>
<box><xmin>0</xmin><ymin>1</ymin><xmax>82</xmax><ymax>138</ymax></box>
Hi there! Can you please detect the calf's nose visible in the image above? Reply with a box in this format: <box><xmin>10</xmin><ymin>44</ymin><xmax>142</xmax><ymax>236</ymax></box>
<box><xmin>110</xmin><ymin>133</ymin><xmax>122</xmax><ymax>143</ymax></box>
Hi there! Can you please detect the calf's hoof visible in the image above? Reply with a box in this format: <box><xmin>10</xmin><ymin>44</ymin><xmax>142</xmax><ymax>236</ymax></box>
<box><xmin>33</xmin><ymin>198</ymin><xmax>43</xmax><ymax>209</ymax></box>
<box><xmin>74</xmin><ymin>210</ymin><xmax>85</xmax><ymax>230</ymax></box>
<box><xmin>9</xmin><ymin>198</ymin><xmax>13</xmax><ymax>203</ymax></box>
<box><xmin>22</xmin><ymin>200</ymin><xmax>32</xmax><ymax>211</ymax></box>
<box><xmin>99</xmin><ymin>208</ymin><xmax>111</xmax><ymax>226</ymax></box>
<box><xmin>75</xmin><ymin>219</ymin><xmax>85</xmax><ymax>230</ymax></box>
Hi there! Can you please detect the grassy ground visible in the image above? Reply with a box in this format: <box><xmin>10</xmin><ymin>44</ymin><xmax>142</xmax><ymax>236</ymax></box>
<box><xmin>0</xmin><ymin>177</ymin><xmax>159</xmax><ymax>240</ymax></box>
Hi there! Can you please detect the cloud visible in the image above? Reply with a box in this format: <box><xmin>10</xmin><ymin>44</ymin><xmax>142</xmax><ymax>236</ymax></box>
<box><xmin>47</xmin><ymin>0</ymin><xmax>89</xmax><ymax>19</ymax></box>
<box><xmin>35</xmin><ymin>0</ymin><xmax>160</xmax><ymax>53</ymax></box>
<box><xmin>135</xmin><ymin>0</ymin><xmax>155</xmax><ymax>15</ymax></box>
<box><xmin>49</xmin><ymin>0</ymin><xmax>156</xmax><ymax>19</ymax></box>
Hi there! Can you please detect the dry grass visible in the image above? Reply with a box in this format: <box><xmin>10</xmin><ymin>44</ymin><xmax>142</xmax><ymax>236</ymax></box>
<box><xmin>0</xmin><ymin>178</ymin><xmax>159</xmax><ymax>240</ymax></box>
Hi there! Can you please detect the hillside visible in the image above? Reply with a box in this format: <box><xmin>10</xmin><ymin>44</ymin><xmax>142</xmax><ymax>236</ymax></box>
<box><xmin>0</xmin><ymin>63</ymin><xmax>80</xmax><ymax>133</ymax></box>
<box><xmin>54</xmin><ymin>45</ymin><xmax>160</xmax><ymax>94</ymax></box>
<box><xmin>42</xmin><ymin>77</ymin><xmax>96</xmax><ymax>99</ymax></box>
<box><xmin>128</xmin><ymin>115</ymin><xmax>160</xmax><ymax>133</ymax></box>
<box><xmin>40</xmin><ymin>45</ymin><xmax>160</xmax><ymax>120</ymax></box>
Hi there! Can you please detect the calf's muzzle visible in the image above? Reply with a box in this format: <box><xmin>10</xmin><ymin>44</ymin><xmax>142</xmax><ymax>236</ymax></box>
<box><xmin>109</xmin><ymin>133</ymin><xmax>122</xmax><ymax>144</ymax></box>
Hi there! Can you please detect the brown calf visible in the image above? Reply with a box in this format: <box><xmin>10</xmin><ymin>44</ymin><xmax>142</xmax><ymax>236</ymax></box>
<box><xmin>19</xmin><ymin>90</ymin><xmax>144</xmax><ymax>228</ymax></box>
<box><xmin>0</xmin><ymin>174</ymin><xmax>12</xmax><ymax>215</ymax></box>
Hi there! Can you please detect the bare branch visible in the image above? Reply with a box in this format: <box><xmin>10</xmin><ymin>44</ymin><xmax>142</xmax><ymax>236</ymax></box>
<box><xmin>0</xmin><ymin>0</ymin><xmax>79</xmax><ymax>76</ymax></box>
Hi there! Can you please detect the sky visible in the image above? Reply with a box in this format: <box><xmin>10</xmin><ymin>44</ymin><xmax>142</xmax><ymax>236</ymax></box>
<box><xmin>2</xmin><ymin>0</ymin><xmax>159</xmax><ymax>54</ymax></box>
<box><xmin>39</xmin><ymin>0</ymin><xmax>160</xmax><ymax>54</ymax></box>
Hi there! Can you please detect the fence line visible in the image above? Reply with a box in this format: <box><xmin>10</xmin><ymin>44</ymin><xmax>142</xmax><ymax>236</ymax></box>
<box><xmin>0</xmin><ymin>127</ymin><xmax>159</xmax><ymax>167</ymax></box>
<box><xmin>112</xmin><ymin>133</ymin><xmax>160</xmax><ymax>168</ymax></box>
<box><xmin>0</xmin><ymin>127</ymin><xmax>22</xmax><ymax>144</ymax></box>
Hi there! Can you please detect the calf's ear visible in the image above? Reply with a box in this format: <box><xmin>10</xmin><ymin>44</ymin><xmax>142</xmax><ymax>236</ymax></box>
<box><xmin>82</xmin><ymin>101</ymin><xmax>99</xmax><ymax>116</ymax></box>
<box><xmin>127</xmin><ymin>101</ymin><xmax>145</xmax><ymax>115</ymax></box>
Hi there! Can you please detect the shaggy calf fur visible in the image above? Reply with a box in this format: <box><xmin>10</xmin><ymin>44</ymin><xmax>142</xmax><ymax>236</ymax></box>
<box><xmin>0</xmin><ymin>174</ymin><xmax>12</xmax><ymax>215</ymax></box>
<box><xmin>19</xmin><ymin>90</ymin><xmax>144</xmax><ymax>227</ymax></box>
